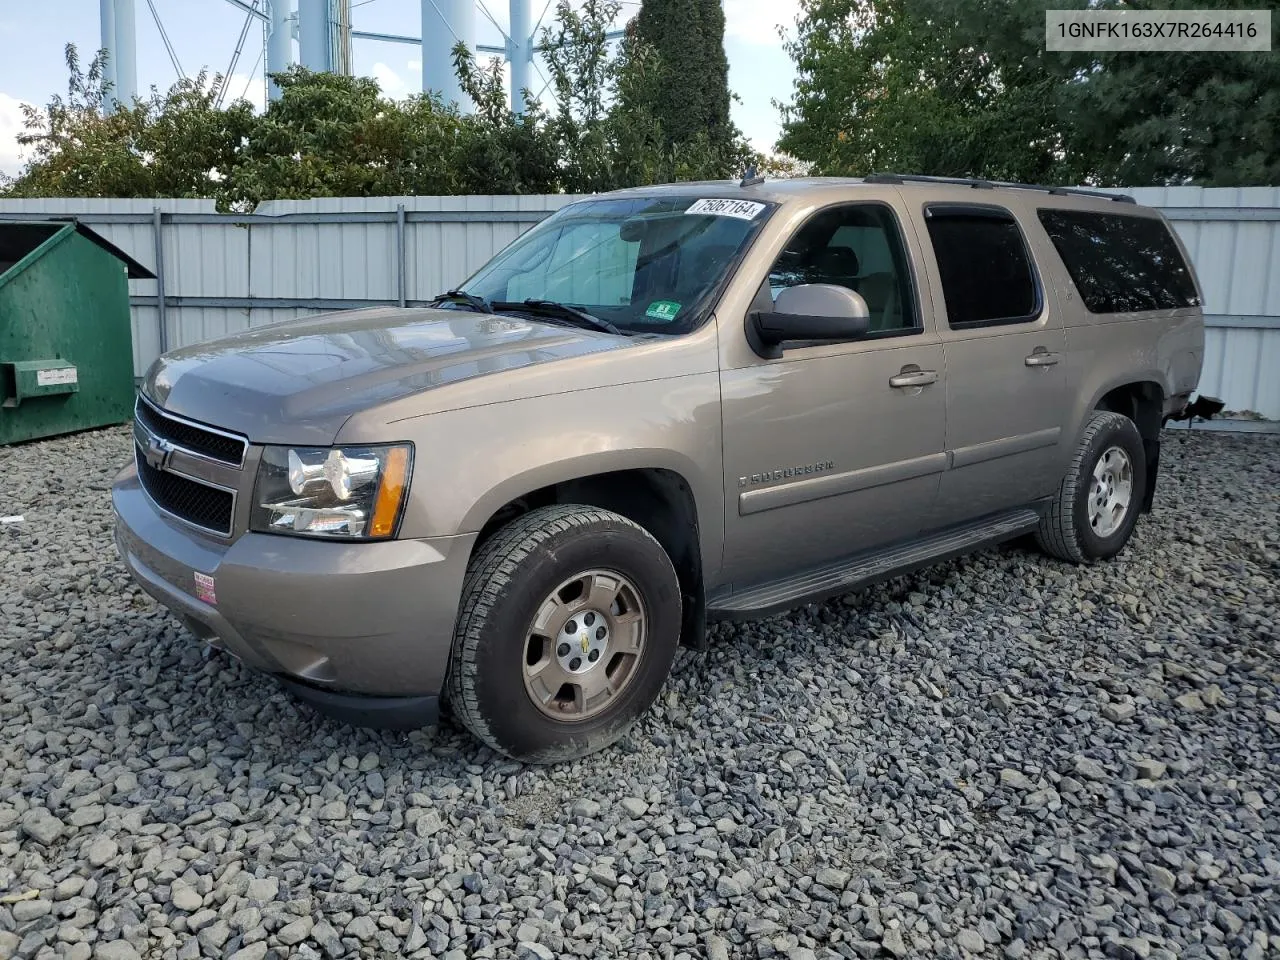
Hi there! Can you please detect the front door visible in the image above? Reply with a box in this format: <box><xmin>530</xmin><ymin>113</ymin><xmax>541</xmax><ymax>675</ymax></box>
<box><xmin>718</xmin><ymin>200</ymin><xmax>947</xmax><ymax>587</ymax></box>
<box><xmin>912</xmin><ymin>201</ymin><xmax>1069</xmax><ymax>525</ymax></box>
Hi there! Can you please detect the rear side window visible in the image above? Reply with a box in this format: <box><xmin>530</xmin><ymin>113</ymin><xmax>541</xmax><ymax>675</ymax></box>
<box><xmin>1037</xmin><ymin>209</ymin><xmax>1200</xmax><ymax>313</ymax></box>
<box><xmin>924</xmin><ymin>205</ymin><xmax>1040</xmax><ymax>328</ymax></box>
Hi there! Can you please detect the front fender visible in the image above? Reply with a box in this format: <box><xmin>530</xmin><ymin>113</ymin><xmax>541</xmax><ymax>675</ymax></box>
<box><xmin>391</xmin><ymin>374</ymin><xmax>725</xmax><ymax>577</ymax></box>
<box><xmin>457</xmin><ymin>446</ymin><xmax>711</xmax><ymax>536</ymax></box>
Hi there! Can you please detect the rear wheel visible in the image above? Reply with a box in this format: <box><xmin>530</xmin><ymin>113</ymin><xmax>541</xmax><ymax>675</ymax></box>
<box><xmin>446</xmin><ymin>504</ymin><xmax>681</xmax><ymax>762</ymax></box>
<box><xmin>1035</xmin><ymin>410</ymin><xmax>1147</xmax><ymax>564</ymax></box>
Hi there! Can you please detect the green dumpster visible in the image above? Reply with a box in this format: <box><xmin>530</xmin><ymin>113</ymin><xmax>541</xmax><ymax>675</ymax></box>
<box><xmin>0</xmin><ymin>219</ymin><xmax>154</xmax><ymax>444</ymax></box>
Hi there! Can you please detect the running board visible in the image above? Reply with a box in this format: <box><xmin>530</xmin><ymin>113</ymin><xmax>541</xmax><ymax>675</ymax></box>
<box><xmin>707</xmin><ymin>508</ymin><xmax>1041</xmax><ymax>620</ymax></box>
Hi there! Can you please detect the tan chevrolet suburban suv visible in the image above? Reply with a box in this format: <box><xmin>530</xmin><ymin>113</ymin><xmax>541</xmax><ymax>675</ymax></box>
<box><xmin>113</xmin><ymin>174</ymin><xmax>1215</xmax><ymax>762</ymax></box>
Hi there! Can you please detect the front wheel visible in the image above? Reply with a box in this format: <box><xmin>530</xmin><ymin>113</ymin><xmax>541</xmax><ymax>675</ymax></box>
<box><xmin>1035</xmin><ymin>410</ymin><xmax>1148</xmax><ymax>564</ymax></box>
<box><xmin>445</xmin><ymin>504</ymin><xmax>682</xmax><ymax>762</ymax></box>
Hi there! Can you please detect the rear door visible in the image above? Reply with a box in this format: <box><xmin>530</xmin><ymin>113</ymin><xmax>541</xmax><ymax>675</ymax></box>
<box><xmin>911</xmin><ymin>201</ymin><xmax>1069</xmax><ymax>525</ymax></box>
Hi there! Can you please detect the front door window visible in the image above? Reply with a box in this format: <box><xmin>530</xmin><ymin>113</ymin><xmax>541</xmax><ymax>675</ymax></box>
<box><xmin>766</xmin><ymin>203</ymin><xmax>919</xmax><ymax>335</ymax></box>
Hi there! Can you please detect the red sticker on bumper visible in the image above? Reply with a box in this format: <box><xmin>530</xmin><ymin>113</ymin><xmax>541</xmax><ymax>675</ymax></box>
<box><xmin>194</xmin><ymin>572</ymin><xmax>217</xmax><ymax>606</ymax></box>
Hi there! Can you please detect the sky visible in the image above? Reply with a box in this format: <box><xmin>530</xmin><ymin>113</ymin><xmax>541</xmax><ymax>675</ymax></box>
<box><xmin>0</xmin><ymin>0</ymin><xmax>801</xmax><ymax>179</ymax></box>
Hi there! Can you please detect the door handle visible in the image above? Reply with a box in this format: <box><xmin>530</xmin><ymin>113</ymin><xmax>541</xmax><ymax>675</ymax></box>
<box><xmin>889</xmin><ymin>370</ymin><xmax>939</xmax><ymax>388</ymax></box>
<box><xmin>1025</xmin><ymin>351</ymin><xmax>1061</xmax><ymax>367</ymax></box>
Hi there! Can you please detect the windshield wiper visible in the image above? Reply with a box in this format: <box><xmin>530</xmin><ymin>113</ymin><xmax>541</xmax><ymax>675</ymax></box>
<box><xmin>493</xmin><ymin>299</ymin><xmax>624</xmax><ymax>336</ymax></box>
<box><xmin>428</xmin><ymin>289</ymin><xmax>494</xmax><ymax>314</ymax></box>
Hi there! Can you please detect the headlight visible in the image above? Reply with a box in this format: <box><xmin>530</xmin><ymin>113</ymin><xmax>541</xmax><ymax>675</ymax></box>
<box><xmin>251</xmin><ymin>444</ymin><xmax>413</xmax><ymax>540</ymax></box>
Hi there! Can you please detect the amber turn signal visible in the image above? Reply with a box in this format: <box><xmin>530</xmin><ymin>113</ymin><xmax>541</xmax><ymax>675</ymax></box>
<box><xmin>369</xmin><ymin>445</ymin><xmax>411</xmax><ymax>538</ymax></box>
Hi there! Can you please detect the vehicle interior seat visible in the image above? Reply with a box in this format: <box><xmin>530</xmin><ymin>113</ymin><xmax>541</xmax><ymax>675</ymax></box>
<box><xmin>807</xmin><ymin>246</ymin><xmax>860</xmax><ymax>289</ymax></box>
<box><xmin>856</xmin><ymin>272</ymin><xmax>901</xmax><ymax>331</ymax></box>
<box><xmin>805</xmin><ymin>246</ymin><xmax>899</xmax><ymax>331</ymax></box>
<box><xmin>679</xmin><ymin>244</ymin><xmax>740</xmax><ymax>299</ymax></box>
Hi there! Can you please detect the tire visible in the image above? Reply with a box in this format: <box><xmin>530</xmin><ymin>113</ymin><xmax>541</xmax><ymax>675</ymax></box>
<box><xmin>1035</xmin><ymin>410</ymin><xmax>1147</xmax><ymax>564</ymax></box>
<box><xmin>445</xmin><ymin>504</ymin><xmax>682</xmax><ymax>763</ymax></box>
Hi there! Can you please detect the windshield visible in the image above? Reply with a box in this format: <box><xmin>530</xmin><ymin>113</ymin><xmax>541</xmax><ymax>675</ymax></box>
<box><xmin>457</xmin><ymin>195</ymin><xmax>775</xmax><ymax>335</ymax></box>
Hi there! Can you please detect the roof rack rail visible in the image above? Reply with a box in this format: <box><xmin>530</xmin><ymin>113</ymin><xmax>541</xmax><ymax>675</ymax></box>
<box><xmin>864</xmin><ymin>173</ymin><xmax>1136</xmax><ymax>204</ymax></box>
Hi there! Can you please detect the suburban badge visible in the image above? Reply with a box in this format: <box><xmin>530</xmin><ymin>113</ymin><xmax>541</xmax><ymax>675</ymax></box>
<box><xmin>739</xmin><ymin>460</ymin><xmax>835</xmax><ymax>488</ymax></box>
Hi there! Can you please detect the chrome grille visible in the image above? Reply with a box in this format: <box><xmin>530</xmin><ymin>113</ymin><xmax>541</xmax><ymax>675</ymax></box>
<box><xmin>135</xmin><ymin>444</ymin><xmax>235</xmax><ymax>536</ymax></box>
<box><xmin>135</xmin><ymin>395</ymin><xmax>247</xmax><ymax>466</ymax></box>
<box><xmin>133</xmin><ymin>395</ymin><xmax>247</xmax><ymax>537</ymax></box>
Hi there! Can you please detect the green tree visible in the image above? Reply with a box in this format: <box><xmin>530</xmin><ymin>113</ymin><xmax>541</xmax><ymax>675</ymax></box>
<box><xmin>4</xmin><ymin>45</ymin><xmax>562</xmax><ymax>206</ymax></box>
<box><xmin>756</xmin><ymin>151</ymin><xmax>811</xmax><ymax>178</ymax></box>
<box><xmin>4</xmin><ymin>44</ymin><xmax>255</xmax><ymax>205</ymax></box>
<box><xmin>631</xmin><ymin>0</ymin><xmax>735</xmax><ymax>156</ymax></box>
<box><xmin>778</xmin><ymin>0</ymin><xmax>1076</xmax><ymax>182</ymax></box>
<box><xmin>537</xmin><ymin>0</ymin><xmax>749</xmax><ymax>190</ymax></box>
<box><xmin>539</xmin><ymin>0</ymin><xmax>627</xmax><ymax>191</ymax></box>
<box><xmin>1063</xmin><ymin>0</ymin><xmax>1280</xmax><ymax>185</ymax></box>
<box><xmin>2</xmin><ymin>13</ymin><xmax>764</xmax><ymax>207</ymax></box>
<box><xmin>777</xmin><ymin>0</ymin><xmax>1280</xmax><ymax>187</ymax></box>
<box><xmin>452</xmin><ymin>45</ymin><xmax>562</xmax><ymax>194</ymax></box>
<box><xmin>236</xmin><ymin>68</ymin><xmax>449</xmax><ymax>203</ymax></box>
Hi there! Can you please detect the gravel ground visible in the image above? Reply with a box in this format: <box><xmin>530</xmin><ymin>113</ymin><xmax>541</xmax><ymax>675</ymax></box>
<box><xmin>1</xmin><ymin>425</ymin><xmax>1278</xmax><ymax>960</ymax></box>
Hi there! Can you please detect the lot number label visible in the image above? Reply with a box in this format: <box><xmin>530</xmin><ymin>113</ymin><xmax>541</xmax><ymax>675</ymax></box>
<box><xmin>685</xmin><ymin>198</ymin><xmax>766</xmax><ymax>220</ymax></box>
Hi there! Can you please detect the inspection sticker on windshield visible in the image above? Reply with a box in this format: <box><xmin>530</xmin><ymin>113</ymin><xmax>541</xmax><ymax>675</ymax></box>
<box><xmin>685</xmin><ymin>198</ymin><xmax>766</xmax><ymax>220</ymax></box>
<box><xmin>644</xmin><ymin>300</ymin><xmax>682</xmax><ymax>322</ymax></box>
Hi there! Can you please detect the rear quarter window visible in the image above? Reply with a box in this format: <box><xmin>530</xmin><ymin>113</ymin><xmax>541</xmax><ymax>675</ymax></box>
<box><xmin>1037</xmin><ymin>209</ymin><xmax>1200</xmax><ymax>313</ymax></box>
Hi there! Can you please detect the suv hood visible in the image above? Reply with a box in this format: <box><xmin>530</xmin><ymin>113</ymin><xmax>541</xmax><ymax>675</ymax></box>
<box><xmin>143</xmin><ymin>307</ymin><xmax>633</xmax><ymax>445</ymax></box>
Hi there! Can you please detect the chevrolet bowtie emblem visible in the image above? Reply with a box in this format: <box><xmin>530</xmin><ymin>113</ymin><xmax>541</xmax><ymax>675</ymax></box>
<box><xmin>580</xmin><ymin>633</ymin><xmax>590</xmax><ymax>653</ymax></box>
<box><xmin>144</xmin><ymin>435</ymin><xmax>175</xmax><ymax>471</ymax></box>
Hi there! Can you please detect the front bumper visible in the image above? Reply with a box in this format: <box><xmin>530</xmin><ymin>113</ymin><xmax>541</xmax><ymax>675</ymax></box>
<box><xmin>277</xmin><ymin>677</ymin><xmax>441</xmax><ymax>731</ymax></box>
<box><xmin>112</xmin><ymin>464</ymin><xmax>476</xmax><ymax>725</ymax></box>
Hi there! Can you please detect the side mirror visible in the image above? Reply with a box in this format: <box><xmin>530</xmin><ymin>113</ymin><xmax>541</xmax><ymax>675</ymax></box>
<box><xmin>747</xmin><ymin>283</ymin><xmax>871</xmax><ymax>358</ymax></box>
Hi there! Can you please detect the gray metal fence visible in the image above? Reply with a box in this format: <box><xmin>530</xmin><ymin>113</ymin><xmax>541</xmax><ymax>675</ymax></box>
<box><xmin>0</xmin><ymin>196</ymin><xmax>580</xmax><ymax>376</ymax></box>
<box><xmin>1</xmin><ymin>188</ymin><xmax>1276</xmax><ymax>419</ymax></box>
<box><xmin>1121</xmin><ymin>187</ymin><xmax>1280</xmax><ymax>422</ymax></box>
